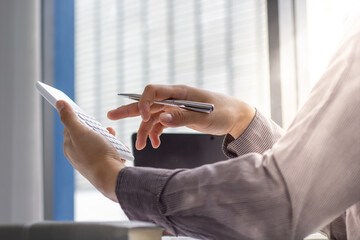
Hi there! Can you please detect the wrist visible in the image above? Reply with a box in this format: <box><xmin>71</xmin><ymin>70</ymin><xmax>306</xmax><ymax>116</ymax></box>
<box><xmin>228</xmin><ymin>102</ymin><xmax>256</xmax><ymax>139</ymax></box>
<box><xmin>92</xmin><ymin>158</ymin><xmax>125</xmax><ymax>202</ymax></box>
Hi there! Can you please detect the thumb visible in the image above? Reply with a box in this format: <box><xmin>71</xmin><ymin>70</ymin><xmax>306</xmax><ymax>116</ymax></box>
<box><xmin>159</xmin><ymin>109</ymin><xmax>204</xmax><ymax>128</ymax></box>
<box><xmin>56</xmin><ymin>100</ymin><xmax>84</xmax><ymax>134</ymax></box>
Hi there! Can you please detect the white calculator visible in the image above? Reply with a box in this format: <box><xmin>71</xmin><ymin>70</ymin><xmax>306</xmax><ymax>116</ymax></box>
<box><xmin>36</xmin><ymin>81</ymin><xmax>134</xmax><ymax>161</ymax></box>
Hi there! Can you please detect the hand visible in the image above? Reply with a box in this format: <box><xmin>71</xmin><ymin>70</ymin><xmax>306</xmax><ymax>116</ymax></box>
<box><xmin>107</xmin><ymin>84</ymin><xmax>255</xmax><ymax>150</ymax></box>
<box><xmin>56</xmin><ymin>100</ymin><xmax>125</xmax><ymax>202</ymax></box>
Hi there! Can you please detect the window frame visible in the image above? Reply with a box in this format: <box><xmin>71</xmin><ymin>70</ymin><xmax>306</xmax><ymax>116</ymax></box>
<box><xmin>41</xmin><ymin>0</ymin><xmax>75</xmax><ymax>221</ymax></box>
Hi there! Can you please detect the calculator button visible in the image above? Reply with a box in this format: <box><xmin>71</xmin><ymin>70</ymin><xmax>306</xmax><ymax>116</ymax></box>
<box><xmin>74</xmin><ymin>111</ymin><xmax>133</xmax><ymax>160</ymax></box>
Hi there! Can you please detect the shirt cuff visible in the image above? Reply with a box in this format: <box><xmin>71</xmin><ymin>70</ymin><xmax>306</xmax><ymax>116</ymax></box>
<box><xmin>223</xmin><ymin>110</ymin><xmax>284</xmax><ymax>158</ymax></box>
<box><xmin>116</xmin><ymin>166</ymin><xmax>182</xmax><ymax>233</ymax></box>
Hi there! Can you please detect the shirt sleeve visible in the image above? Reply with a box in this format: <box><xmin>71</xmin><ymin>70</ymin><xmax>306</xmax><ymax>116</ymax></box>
<box><xmin>117</xmin><ymin>152</ymin><xmax>292</xmax><ymax>239</ymax></box>
<box><xmin>222</xmin><ymin>109</ymin><xmax>285</xmax><ymax>158</ymax></box>
<box><xmin>116</xmin><ymin>17</ymin><xmax>360</xmax><ymax>239</ymax></box>
<box><xmin>222</xmin><ymin>109</ymin><xmax>348</xmax><ymax>239</ymax></box>
<box><xmin>320</xmin><ymin>213</ymin><xmax>347</xmax><ymax>240</ymax></box>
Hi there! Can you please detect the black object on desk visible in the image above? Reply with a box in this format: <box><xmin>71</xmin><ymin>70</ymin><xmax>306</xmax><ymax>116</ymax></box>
<box><xmin>0</xmin><ymin>221</ymin><xmax>163</xmax><ymax>240</ymax></box>
<box><xmin>132</xmin><ymin>133</ymin><xmax>227</xmax><ymax>169</ymax></box>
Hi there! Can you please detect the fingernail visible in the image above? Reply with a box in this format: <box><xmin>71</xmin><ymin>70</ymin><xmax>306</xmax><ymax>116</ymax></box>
<box><xmin>56</xmin><ymin>101</ymin><xmax>64</xmax><ymax>112</ymax></box>
<box><xmin>160</xmin><ymin>113</ymin><xmax>172</xmax><ymax>123</ymax></box>
<box><xmin>136</xmin><ymin>140</ymin><xmax>143</xmax><ymax>150</ymax></box>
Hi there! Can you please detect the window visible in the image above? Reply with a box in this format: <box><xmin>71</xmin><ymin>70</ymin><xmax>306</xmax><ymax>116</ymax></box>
<box><xmin>74</xmin><ymin>0</ymin><xmax>270</xmax><ymax>221</ymax></box>
<box><xmin>306</xmin><ymin>0</ymin><xmax>358</xmax><ymax>86</ymax></box>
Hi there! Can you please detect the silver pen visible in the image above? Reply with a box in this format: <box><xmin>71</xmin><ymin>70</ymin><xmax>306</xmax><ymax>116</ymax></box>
<box><xmin>118</xmin><ymin>93</ymin><xmax>214</xmax><ymax>113</ymax></box>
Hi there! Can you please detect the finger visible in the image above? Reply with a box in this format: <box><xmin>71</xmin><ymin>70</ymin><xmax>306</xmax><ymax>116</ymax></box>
<box><xmin>56</xmin><ymin>100</ymin><xmax>84</xmax><ymax>135</ymax></box>
<box><xmin>138</xmin><ymin>84</ymin><xmax>189</xmax><ymax>122</ymax></box>
<box><xmin>149</xmin><ymin>122</ymin><xmax>165</xmax><ymax>148</ymax></box>
<box><xmin>136</xmin><ymin>112</ymin><xmax>162</xmax><ymax>150</ymax></box>
<box><xmin>159</xmin><ymin>109</ymin><xmax>207</xmax><ymax>128</ymax></box>
<box><xmin>106</xmin><ymin>127</ymin><xmax>116</xmax><ymax>136</ymax></box>
<box><xmin>107</xmin><ymin>102</ymin><xmax>164</xmax><ymax>120</ymax></box>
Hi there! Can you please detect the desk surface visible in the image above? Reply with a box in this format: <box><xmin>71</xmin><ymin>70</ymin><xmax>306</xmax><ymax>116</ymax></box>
<box><xmin>162</xmin><ymin>237</ymin><xmax>197</xmax><ymax>240</ymax></box>
<box><xmin>162</xmin><ymin>232</ymin><xmax>328</xmax><ymax>240</ymax></box>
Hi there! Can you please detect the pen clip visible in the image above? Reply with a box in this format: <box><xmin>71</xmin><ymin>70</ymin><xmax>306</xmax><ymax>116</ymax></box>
<box><xmin>179</xmin><ymin>105</ymin><xmax>213</xmax><ymax>113</ymax></box>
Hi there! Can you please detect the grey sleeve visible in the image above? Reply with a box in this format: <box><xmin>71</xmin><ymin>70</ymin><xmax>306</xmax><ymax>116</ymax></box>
<box><xmin>222</xmin><ymin>110</ymin><xmax>285</xmax><ymax>158</ymax></box>
<box><xmin>117</xmin><ymin>152</ymin><xmax>292</xmax><ymax>240</ymax></box>
<box><xmin>320</xmin><ymin>213</ymin><xmax>347</xmax><ymax>240</ymax></box>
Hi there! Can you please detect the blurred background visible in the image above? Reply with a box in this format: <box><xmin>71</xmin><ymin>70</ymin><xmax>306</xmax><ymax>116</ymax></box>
<box><xmin>0</xmin><ymin>0</ymin><xmax>358</xmax><ymax>238</ymax></box>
